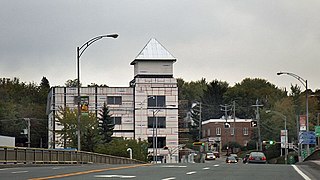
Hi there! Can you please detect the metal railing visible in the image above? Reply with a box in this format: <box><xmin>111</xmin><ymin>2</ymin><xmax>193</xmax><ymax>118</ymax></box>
<box><xmin>0</xmin><ymin>146</ymin><xmax>145</xmax><ymax>165</ymax></box>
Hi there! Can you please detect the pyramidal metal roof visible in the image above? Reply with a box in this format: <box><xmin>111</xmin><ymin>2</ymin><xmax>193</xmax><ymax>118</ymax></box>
<box><xmin>131</xmin><ymin>38</ymin><xmax>176</xmax><ymax>65</ymax></box>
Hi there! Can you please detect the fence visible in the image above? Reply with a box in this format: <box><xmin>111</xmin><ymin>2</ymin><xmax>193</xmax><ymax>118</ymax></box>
<box><xmin>0</xmin><ymin>146</ymin><xmax>145</xmax><ymax>165</ymax></box>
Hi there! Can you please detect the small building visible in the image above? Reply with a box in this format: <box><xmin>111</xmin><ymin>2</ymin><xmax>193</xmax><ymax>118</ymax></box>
<box><xmin>46</xmin><ymin>38</ymin><xmax>179</xmax><ymax>162</ymax></box>
<box><xmin>201</xmin><ymin>117</ymin><xmax>254</xmax><ymax>153</ymax></box>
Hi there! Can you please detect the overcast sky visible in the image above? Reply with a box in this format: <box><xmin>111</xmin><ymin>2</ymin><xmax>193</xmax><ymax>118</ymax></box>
<box><xmin>1</xmin><ymin>0</ymin><xmax>320</xmax><ymax>91</ymax></box>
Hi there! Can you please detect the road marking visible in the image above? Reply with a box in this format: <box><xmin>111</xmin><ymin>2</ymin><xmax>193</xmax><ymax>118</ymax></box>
<box><xmin>28</xmin><ymin>164</ymin><xmax>151</xmax><ymax>180</ymax></box>
<box><xmin>161</xmin><ymin>165</ymin><xmax>187</xmax><ymax>168</ymax></box>
<box><xmin>52</xmin><ymin>167</ymin><xmax>64</xmax><ymax>170</ymax></box>
<box><xmin>214</xmin><ymin>164</ymin><xmax>219</xmax><ymax>167</ymax></box>
<box><xmin>292</xmin><ymin>165</ymin><xmax>311</xmax><ymax>180</ymax></box>
<box><xmin>94</xmin><ymin>175</ymin><xmax>136</xmax><ymax>178</ymax></box>
<box><xmin>0</xmin><ymin>168</ymin><xmax>20</xmax><ymax>171</ymax></box>
<box><xmin>186</xmin><ymin>171</ymin><xmax>197</xmax><ymax>175</ymax></box>
<box><xmin>12</xmin><ymin>171</ymin><xmax>28</xmax><ymax>174</ymax></box>
<box><xmin>162</xmin><ymin>177</ymin><xmax>176</xmax><ymax>180</ymax></box>
<box><xmin>203</xmin><ymin>167</ymin><xmax>210</xmax><ymax>170</ymax></box>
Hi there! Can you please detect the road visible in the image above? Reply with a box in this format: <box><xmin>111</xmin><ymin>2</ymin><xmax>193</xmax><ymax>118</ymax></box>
<box><xmin>0</xmin><ymin>158</ymin><xmax>318</xmax><ymax>180</ymax></box>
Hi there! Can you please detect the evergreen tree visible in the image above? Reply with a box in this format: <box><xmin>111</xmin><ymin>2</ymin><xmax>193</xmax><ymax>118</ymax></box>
<box><xmin>98</xmin><ymin>103</ymin><xmax>114</xmax><ymax>144</ymax></box>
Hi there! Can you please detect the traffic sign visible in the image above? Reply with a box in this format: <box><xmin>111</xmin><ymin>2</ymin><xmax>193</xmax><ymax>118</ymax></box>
<box><xmin>251</xmin><ymin>120</ymin><xmax>257</xmax><ymax>127</ymax></box>
<box><xmin>224</xmin><ymin>122</ymin><xmax>231</xmax><ymax>128</ymax></box>
<box><xmin>315</xmin><ymin>126</ymin><xmax>320</xmax><ymax>137</ymax></box>
<box><xmin>299</xmin><ymin>131</ymin><xmax>316</xmax><ymax>145</ymax></box>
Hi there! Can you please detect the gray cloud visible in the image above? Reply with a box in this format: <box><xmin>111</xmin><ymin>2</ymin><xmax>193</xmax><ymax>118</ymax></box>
<box><xmin>1</xmin><ymin>0</ymin><xmax>319</xmax><ymax>90</ymax></box>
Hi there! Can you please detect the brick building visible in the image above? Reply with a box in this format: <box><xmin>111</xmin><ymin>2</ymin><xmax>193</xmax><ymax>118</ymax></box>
<box><xmin>201</xmin><ymin>117</ymin><xmax>254</xmax><ymax>152</ymax></box>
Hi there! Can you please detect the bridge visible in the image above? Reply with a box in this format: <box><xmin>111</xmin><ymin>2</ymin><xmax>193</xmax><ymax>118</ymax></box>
<box><xmin>0</xmin><ymin>146</ymin><xmax>145</xmax><ymax>165</ymax></box>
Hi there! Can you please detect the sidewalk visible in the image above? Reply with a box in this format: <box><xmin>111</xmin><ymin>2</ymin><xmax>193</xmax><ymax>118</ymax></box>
<box><xmin>296</xmin><ymin>160</ymin><xmax>320</xmax><ymax>171</ymax></box>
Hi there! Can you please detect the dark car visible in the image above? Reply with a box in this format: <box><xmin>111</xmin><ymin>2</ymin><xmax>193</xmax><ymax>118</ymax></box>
<box><xmin>230</xmin><ymin>153</ymin><xmax>239</xmax><ymax>161</ymax></box>
<box><xmin>213</xmin><ymin>151</ymin><xmax>220</xmax><ymax>158</ymax></box>
<box><xmin>226</xmin><ymin>156</ymin><xmax>238</xmax><ymax>163</ymax></box>
<box><xmin>243</xmin><ymin>154</ymin><xmax>250</xmax><ymax>164</ymax></box>
<box><xmin>247</xmin><ymin>152</ymin><xmax>267</xmax><ymax>164</ymax></box>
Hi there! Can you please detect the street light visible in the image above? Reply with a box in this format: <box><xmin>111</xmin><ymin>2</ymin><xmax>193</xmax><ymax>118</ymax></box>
<box><xmin>266</xmin><ymin>110</ymin><xmax>288</xmax><ymax>164</ymax></box>
<box><xmin>76</xmin><ymin>34</ymin><xmax>118</xmax><ymax>151</ymax></box>
<box><xmin>150</xmin><ymin>104</ymin><xmax>176</xmax><ymax>163</ymax></box>
<box><xmin>277</xmin><ymin>71</ymin><xmax>309</xmax><ymax>156</ymax></box>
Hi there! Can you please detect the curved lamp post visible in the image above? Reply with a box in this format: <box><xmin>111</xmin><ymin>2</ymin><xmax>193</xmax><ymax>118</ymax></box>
<box><xmin>77</xmin><ymin>34</ymin><xmax>118</xmax><ymax>151</ymax></box>
<box><xmin>266</xmin><ymin>110</ymin><xmax>287</xmax><ymax>164</ymax></box>
<box><xmin>277</xmin><ymin>71</ymin><xmax>309</xmax><ymax>156</ymax></box>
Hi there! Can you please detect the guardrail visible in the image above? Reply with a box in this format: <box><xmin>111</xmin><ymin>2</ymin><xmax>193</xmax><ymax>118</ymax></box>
<box><xmin>0</xmin><ymin>146</ymin><xmax>145</xmax><ymax>165</ymax></box>
<box><xmin>303</xmin><ymin>149</ymin><xmax>320</xmax><ymax>161</ymax></box>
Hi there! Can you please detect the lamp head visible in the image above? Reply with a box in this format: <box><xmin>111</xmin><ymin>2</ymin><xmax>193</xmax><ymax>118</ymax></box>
<box><xmin>107</xmin><ymin>34</ymin><xmax>119</xmax><ymax>38</ymax></box>
<box><xmin>265</xmin><ymin>110</ymin><xmax>271</xmax><ymax>114</ymax></box>
<box><xmin>277</xmin><ymin>72</ymin><xmax>283</xmax><ymax>76</ymax></box>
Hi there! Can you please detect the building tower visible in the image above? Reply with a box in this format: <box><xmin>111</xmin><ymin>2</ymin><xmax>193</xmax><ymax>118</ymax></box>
<box><xmin>131</xmin><ymin>38</ymin><xmax>179</xmax><ymax>163</ymax></box>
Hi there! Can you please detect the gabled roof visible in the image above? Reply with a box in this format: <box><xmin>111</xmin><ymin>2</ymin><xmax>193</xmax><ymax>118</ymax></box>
<box><xmin>131</xmin><ymin>38</ymin><xmax>176</xmax><ymax>65</ymax></box>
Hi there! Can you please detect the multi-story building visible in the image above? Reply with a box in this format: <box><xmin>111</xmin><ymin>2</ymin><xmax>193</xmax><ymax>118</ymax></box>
<box><xmin>46</xmin><ymin>38</ymin><xmax>179</xmax><ymax>162</ymax></box>
<box><xmin>201</xmin><ymin>117</ymin><xmax>254</xmax><ymax>153</ymax></box>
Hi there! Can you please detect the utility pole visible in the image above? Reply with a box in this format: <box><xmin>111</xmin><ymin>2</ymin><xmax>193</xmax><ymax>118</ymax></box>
<box><xmin>24</xmin><ymin>118</ymin><xmax>31</xmax><ymax>148</ymax></box>
<box><xmin>220</xmin><ymin>104</ymin><xmax>232</xmax><ymax>155</ymax></box>
<box><xmin>233</xmin><ymin>101</ymin><xmax>236</xmax><ymax>143</ymax></box>
<box><xmin>252</xmin><ymin>99</ymin><xmax>263</xmax><ymax>151</ymax></box>
<box><xmin>199</xmin><ymin>102</ymin><xmax>202</xmax><ymax>140</ymax></box>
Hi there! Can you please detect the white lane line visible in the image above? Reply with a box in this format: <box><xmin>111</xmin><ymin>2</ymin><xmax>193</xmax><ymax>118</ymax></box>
<box><xmin>292</xmin><ymin>165</ymin><xmax>311</xmax><ymax>180</ymax></box>
<box><xmin>203</xmin><ymin>167</ymin><xmax>210</xmax><ymax>170</ymax></box>
<box><xmin>94</xmin><ymin>175</ymin><xmax>136</xmax><ymax>178</ymax></box>
<box><xmin>161</xmin><ymin>165</ymin><xmax>187</xmax><ymax>168</ymax></box>
<box><xmin>214</xmin><ymin>164</ymin><xmax>220</xmax><ymax>167</ymax></box>
<box><xmin>162</xmin><ymin>177</ymin><xmax>176</xmax><ymax>180</ymax></box>
<box><xmin>52</xmin><ymin>167</ymin><xmax>65</xmax><ymax>170</ymax></box>
<box><xmin>11</xmin><ymin>171</ymin><xmax>28</xmax><ymax>174</ymax></box>
<box><xmin>186</xmin><ymin>171</ymin><xmax>197</xmax><ymax>175</ymax></box>
<box><xmin>0</xmin><ymin>168</ymin><xmax>20</xmax><ymax>171</ymax></box>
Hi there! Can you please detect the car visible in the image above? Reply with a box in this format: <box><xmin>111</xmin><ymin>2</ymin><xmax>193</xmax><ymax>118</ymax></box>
<box><xmin>242</xmin><ymin>154</ymin><xmax>250</xmax><ymax>163</ymax></box>
<box><xmin>205</xmin><ymin>152</ymin><xmax>216</xmax><ymax>160</ymax></box>
<box><xmin>226</xmin><ymin>156</ymin><xmax>237</xmax><ymax>163</ymax></box>
<box><xmin>229</xmin><ymin>153</ymin><xmax>239</xmax><ymax>161</ymax></box>
<box><xmin>247</xmin><ymin>152</ymin><xmax>267</xmax><ymax>164</ymax></box>
<box><xmin>213</xmin><ymin>151</ymin><xmax>220</xmax><ymax>158</ymax></box>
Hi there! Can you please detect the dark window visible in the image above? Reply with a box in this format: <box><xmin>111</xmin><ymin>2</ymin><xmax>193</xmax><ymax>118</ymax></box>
<box><xmin>148</xmin><ymin>117</ymin><xmax>166</xmax><ymax>128</ymax></box>
<box><xmin>107</xmin><ymin>96</ymin><xmax>122</xmax><ymax>105</ymax></box>
<box><xmin>147</xmin><ymin>137</ymin><xmax>166</xmax><ymax>148</ymax></box>
<box><xmin>112</xmin><ymin>117</ymin><xmax>121</xmax><ymax>125</ymax></box>
<box><xmin>147</xmin><ymin>96</ymin><xmax>165</xmax><ymax>107</ymax></box>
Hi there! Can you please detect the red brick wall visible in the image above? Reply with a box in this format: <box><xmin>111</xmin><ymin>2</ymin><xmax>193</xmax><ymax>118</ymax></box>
<box><xmin>202</xmin><ymin>121</ymin><xmax>254</xmax><ymax>147</ymax></box>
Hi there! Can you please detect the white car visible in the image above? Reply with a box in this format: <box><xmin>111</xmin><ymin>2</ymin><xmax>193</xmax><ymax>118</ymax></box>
<box><xmin>205</xmin><ymin>152</ymin><xmax>216</xmax><ymax>160</ymax></box>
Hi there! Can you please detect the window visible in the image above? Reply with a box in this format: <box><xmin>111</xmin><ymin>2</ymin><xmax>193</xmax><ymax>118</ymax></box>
<box><xmin>207</xmin><ymin>129</ymin><xmax>211</xmax><ymax>136</ymax></box>
<box><xmin>148</xmin><ymin>96</ymin><xmax>165</xmax><ymax>107</ymax></box>
<box><xmin>112</xmin><ymin>117</ymin><xmax>121</xmax><ymax>125</ymax></box>
<box><xmin>107</xmin><ymin>96</ymin><xmax>122</xmax><ymax>105</ymax></box>
<box><xmin>148</xmin><ymin>117</ymin><xmax>166</xmax><ymax>128</ymax></box>
<box><xmin>243</xmin><ymin>127</ymin><xmax>248</xmax><ymax>135</ymax></box>
<box><xmin>148</xmin><ymin>137</ymin><xmax>166</xmax><ymax>148</ymax></box>
<box><xmin>216</xmin><ymin>127</ymin><xmax>221</xmax><ymax>135</ymax></box>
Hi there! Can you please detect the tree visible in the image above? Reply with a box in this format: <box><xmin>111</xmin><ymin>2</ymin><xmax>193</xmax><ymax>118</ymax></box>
<box><xmin>0</xmin><ymin>77</ymin><xmax>49</xmax><ymax>147</ymax></box>
<box><xmin>201</xmin><ymin>79</ymin><xmax>229</xmax><ymax>119</ymax></box>
<box><xmin>56</xmin><ymin>107</ymin><xmax>99</xmax><ymax>151</ymax></box>
<box><xmin>189</xmin><ymin>109</ymin><xmax>201</xmax><ymax>141</ymax></box>
<box><xmin>95</xmin><ymin>138</ymin><xmax>149</xmax><ymax>162</ymax></box>
<box><xmin>65</xmin><ymin>79</ymin><xmax>80</xmax><ymax>87</ymax></box>
<box><xmin>224</xmin><ymin>78</ymin><xmax>286</xmax><ymax>119</ymax></box>
<box><xmin>177</xmin><ymin>78</ymin><xmax>207</xmax><ymax>102</ymax></box>
<box><xmin>98</xmin><ymin>103</ymin><xmax>114</xmax><ymax>144</ymax></box>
